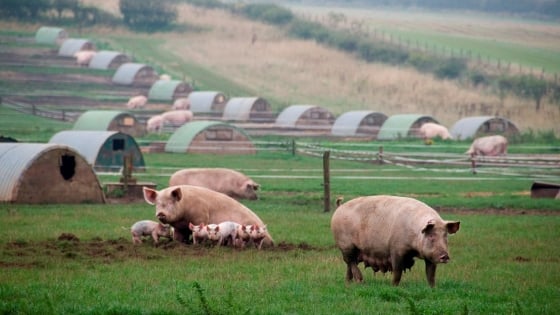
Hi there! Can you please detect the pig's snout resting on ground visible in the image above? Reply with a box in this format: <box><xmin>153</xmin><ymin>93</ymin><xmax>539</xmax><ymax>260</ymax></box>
<box><xmin>142</xmin><ymin>185</ymin><xmax>273</xmax><ymax>246</ymax></box>
<box><xmin>168</xmin><ymin>168</ymin><xmax>260</xmax><ymax>200</ymax></box>
<box><xmin>130</xmin><ymin>220</ymin><xmax>174</xmax><ymax>245</ymax></box>
<box><xmin>331</xmin><ymin>195</ymin><xmax>460</xmax><ymax>287</ymax></box>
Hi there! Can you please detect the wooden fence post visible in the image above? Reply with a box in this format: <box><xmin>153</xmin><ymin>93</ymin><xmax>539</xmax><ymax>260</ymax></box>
<box><xmin>323</xmin><ymin>150</ymin><xmax>330</xmax><ymax>213</ymax></box>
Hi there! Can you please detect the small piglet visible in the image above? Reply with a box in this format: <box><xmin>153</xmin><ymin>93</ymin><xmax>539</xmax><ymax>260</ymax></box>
<box><xmin>188</xmin><ymin>222</ymin><xmax>208</xmax><ymax>245</ymax></box>
<box><xmin>131</xmin><ymin>220</ymin><xmax>173</xmax><ymax>245</ymax></box>
<box><xmin>206</xmin><ymin>221</ymin><xmax>241</xmax><ymax>246</ymax></box>
<box><xmin>250</xmin><ymin>224</ymin><xmax>268</xmax><ymax>250</ymax></box>
<box><xmin>235</xmin><ymin>224</ymin><xmax>253</xmax><ymax>248</ymax></box>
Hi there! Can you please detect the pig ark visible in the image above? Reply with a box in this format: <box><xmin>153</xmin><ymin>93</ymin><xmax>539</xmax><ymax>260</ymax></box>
<box><xmin>143</xmin><ymin>185</ymin><xmax>273</xmax><ymax>246</ymax></box>
<box><xmin>331</xmin><ymin>195</ymin><xmax>460</xmax><ymax>287</ymax></box>
<box><xmin>169</xmin><ymin>168</ymin><xmax>260</xmax><ymax>200</ymax></box>
<box><xmin>130</xmin><ymin>220</ymin><xmax>174</xmax><ymax>245</ymax></box>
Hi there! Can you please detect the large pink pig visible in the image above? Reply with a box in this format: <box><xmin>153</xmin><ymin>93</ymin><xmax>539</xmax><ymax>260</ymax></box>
<box><xmin>419</xmin><ymin>122</ymin><xmax>452</xmax><ymax>140</ymax></box>
<box><xmin>331</xmin><ymin>195</ymin><xmax>460</xmax><ymax>287</ymax></box>
<box><xmin>161</xmin><ymin>110</ymin><xmax>193</xmax><ymax>127</ymax></box>
<box><xmin>143</xmin><ymin>185</ymin><xmax>273</xmax><ymax>246</ymax></box>
<box><xmin>466</xmin><ymin>135</ymin><xmax>508</xmax><ymax>156</ymax></box>
<box><xmin>169</xmin><ymin>168</ymin><xmax>260</xmax><ymax>200</ymax></box>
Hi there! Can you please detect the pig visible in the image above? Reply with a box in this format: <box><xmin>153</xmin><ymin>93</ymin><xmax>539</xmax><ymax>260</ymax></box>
<box><xmin>188</xmin><ymin>222</ymin><xmax>208</xmax><ymax>245</ymax></box>
<box><xmin>250</xmin><ymin>224</ymin><xmax>268</xmax><ymax>250</ymax></box>
<box><xmin>159</xmin><ymin>74</ymin><xmax>171</xmax><ymax>81</ymax></box>
<box><xmin>206</xmin><ymin>221</ymin><xmax>241</xmax><ymax>246</ymax></box>
<box><xmin>172</xmin><ymin>98</ymin><xmax>191</xmax><ymax>110</ymax></box>
<box><xmin>466</xmin><ymin>135</ymin><xmax>508</xmax><ymax>156</ymax></box>
<box><xmin>142</xmin><ymin>185</ymin><xmax>273</xmax><ymax>246</ymax></box>
<box><xmin>330</xmin><ymin>195</ymin><xmax>460</xmax><ymax>287</ymax></box>
<box><xmin>235</xmin><ymin>224</ymin><xmax>253</xmax><ymax>248</ymax></box>
<box><xmin>161</xmin><ymin>110</ymin><xmax>193</xmax><ymax>127</ymax></box>
<box><xmin>168</xmin><ymin>168</ymin><xmax>260</xmax><ymax>200</ymax></box>
<box><xmin>130</xmin><ymin>220</ymin><xmax>174</xmax><ymax>245</ymax></box>
<box><xmin>74</xmin><ymin>50</ymin><xmax>96</xmax><ymax>67</ymax></box>
<box><xmin>127</xmin><ymin>95</ymin><xmax>148</xmax><ymax>109</ymax></box>
<box><xmin>419</xmin><ymin>122</ymin><xmax>452</xmax><ymax>141</ymax></box>
<box><xmin>146</xmin><ymin>115</ymin><xmax>164</xmax><ymax>133</ymax></box>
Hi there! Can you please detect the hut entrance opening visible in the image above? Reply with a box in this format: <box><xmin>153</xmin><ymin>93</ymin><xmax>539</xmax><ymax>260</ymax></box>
<box><xmin>113</xmin><ymin>139</ymin><xmax>125</xmax><ymax>151</ymax></box>
<box><xmin>206</xmin><ymin>128</ymin><xmax>233</xmax><ymax>140</ymax></box>
<box><xmin>59</xmin><ymin>154</ymin><xmax>76</xmax><ymax>180</ymax></box>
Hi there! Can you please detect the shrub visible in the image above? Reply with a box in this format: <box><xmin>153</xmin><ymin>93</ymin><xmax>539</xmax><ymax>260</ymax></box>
<box><xmin>434</xmin><ymin>58</ymin><xmax>467</xmax><ymax>79</ymax></box>
<box><xmin>119</xmin><ymin>0</ymin><xmax>177</xmax><ymax>32</ymax></box>
<box><xmin>240</xmin><ymin>3</ymin><xmax>293</xmax><ymax>25</ymax></box>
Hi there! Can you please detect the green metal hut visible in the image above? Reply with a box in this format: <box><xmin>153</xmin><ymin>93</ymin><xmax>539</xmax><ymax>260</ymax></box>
<box><xmin>35</xmin><ymin>26</ymin><xmax>67</xmax><ymax>45</ymax></box>
<box><xmin>165</xmin><ymin>121</ymin><xmax>256</xmax><ymax>155</ymax></box>
<box><xmin>377</xmin><ymin>114</ymin><xmax>438</xmax><ymax>140</ymax></box>
<box><xmin>73</xmin><ymin>110</ymin><xmax>145</xmax><ymax>137</ymax></box>
<box><xmin>49</xmin><ymin>131</ymin><xmax>145</xmax><ymax>172</ymax></box>
<box><xmin>148</xmin><ymin>80</ymin><xmax>192</xmax><ymax>102</ymax></box>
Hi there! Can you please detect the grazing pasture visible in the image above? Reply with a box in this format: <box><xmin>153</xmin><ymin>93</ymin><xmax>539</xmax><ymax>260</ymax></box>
<box><xmin>1</xmin><ymin>152</ymin><xmax>559</xmax><ymax>314</ymax></box>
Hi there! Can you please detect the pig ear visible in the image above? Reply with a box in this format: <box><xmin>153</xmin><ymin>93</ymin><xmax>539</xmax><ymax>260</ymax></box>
<box><xmin>421</xmin><ymin>220</ymin><xmax>436</xmax><ymax>234</ymax></box>
<box><xmin>253</xmin><ymin>183</ymin><xmax>260</xmax><ymax>191</ymax></box>
<box><xmin>446</xmin><ymin>221</ymin><xmax>460</xmax><ymax>234</ymax></box>
<box><xmin>171</xmin><ymin>187</ymin><xmax>182</xmax><ymax>202</ymax></box>
<box><xmin>189</xmin><ymin>222</ymin><xmax>194</xmax><ymax>230</ymax></box>
<box><xmin>143</xmin><ymin>187</ymin><xmax>158</xmax><ymax>205</ymax></box>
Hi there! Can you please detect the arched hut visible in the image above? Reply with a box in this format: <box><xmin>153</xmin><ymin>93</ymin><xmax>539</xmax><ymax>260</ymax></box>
<box><xmin>148</xmin><ymin>80</ymin><xmax>193</xmax><ymax>102</ymax></box>
<box><xmin>188</xmin><ymin>91</ymin><xmax>228</xmax><ymax>113</ymax></box>
<box><xmin>58</xmin><ymin>38</ymin><xmax>95</xmax><ymax>57</ymax></box>
<box><xmin>112</xmin><ymin>63</ymin><xmax>158</xmax><ymax>87</ymax></box>
<box><xmin>49</xmin><ymin>131</ymin><xmax>145</xmax><ymax>172</ymax></box>
<box><xmin>89</xmin><ymin>50</ymin><xmax>132</xmax><ymax>70</ymax></box>
<box><xmin>73</xmin><ymin>110</ymin><xmax>145</xmax><ymax>137</ymax></box>
<box><xmin>165</xmin><ymin>121</ymin><xmax>256</xmax><ymax>155</ymax></box>
<box><xmin>377</xmin><ymin>114</ymin><xmax>438</xmax><ymax>140</ymax></box>
<box><xmin>35</xmin><ymin>26</ymin><xmax>67</xmax><ymax>45</ymax></box>
<box><xmin>275</xmin><ymin>105</ymin><xmax>336</xmax><ymax>129</ymax></box>
<box><xmin>222</xmin><ymin>97</ymin><xmax>272</xmax><ymax>122</ymax></box>
<box><xmin>0</xmin><ymin>143</ymin><xmax>105</xmax><ymax>204</ymax></box>
<box><xmin>331</xmin><ymin>110</ymin><xmax>388</xmax><ymax>137</ymax></box>
<box><xmin>450</xmin><ymin>116</ymin><xmax>520</xmax><ymax>140</ymax></box>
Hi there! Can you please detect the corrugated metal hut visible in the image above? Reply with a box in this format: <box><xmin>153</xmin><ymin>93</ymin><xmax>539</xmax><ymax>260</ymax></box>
<box><xmin>450</xmin><ymin>116</ymin><xmax>520</xmax><ymax>140</ymax></box>
<box><xmin>165</xmin><ymin>121</ymin><xmax>256</xmax><ymax>155</ymax></box>
<box><xmin>148</xmin><ymin>80</ymin><xmax>193</xmax><ymax>101</ymax></box>
<box><xmin>0</xmin><ymin>143</ymin><xmax>105</xmax><ymax>204</ymax></box>
<box><xmin>49</xmin><ymin>131</ymin><xmax>145</xmax><ymax>172</ymax></box>
<box><xmin>112</xmin><ymin>63</ymin><xmax>158</xmax><ymax>86</ymax></box>
<box><xmin>275</xmin><ymin>105</ymin><xmax>336</xmax><ymax>128</ymax></box>
<box><xmin>377</xmin><ymin>114</ymin><xmax>438</xmax><ymax>140</ymax></box>
<box><xmin>89</xmin><ymin>50</ymin><xmax>132</xmax><ymax>70</ymax></box>
<box><xmin>35</xmin><ymin>26</ymin><xmax>67</xmax><ymax>45</ymax></box>
<box><xmin>58</xmin><ymin>38</ymin><xmax>95</xmax><ymax>57</ymax></box>
<box><xmin>188</xmin><ymin>91</ymin><xmax>228</xmax><ymax>113</ymax></box>
<box><xmin>331</xmin><ymin>110</ymin><xmax>388</xmax><ymax>137</ymax></box>
<box><xmin>222</xmin><ymin>97</ymin><xmax>272</xmax><ymax>122</ymax></box>
<box><xmin>73</xmin><ymin>110</ymin><xmax>145</xmax><ymax>137</ymax></box>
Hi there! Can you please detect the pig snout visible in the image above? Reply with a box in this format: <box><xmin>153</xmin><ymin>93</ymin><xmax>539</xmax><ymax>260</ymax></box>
<box><xmin>156</xmin><ymin>212</ymin><xmax>168</xmax><ymax>223</ymax></box>
<box><xmin>439</xmin><ymin>253</ymin><xmax>450</xmax><ymax>263</ymax></box>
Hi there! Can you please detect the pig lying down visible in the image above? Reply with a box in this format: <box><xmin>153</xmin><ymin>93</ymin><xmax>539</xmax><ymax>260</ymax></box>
<box><xmin>331</xmin><ymin>195</ymin><xmax>460</xmax><ymax>287</ymax></box>
<box><xmin>130</xmin><ymin>220</ymin><xmax>174</xmax><ymax>245</ymax></box>
<box><xmin>169</xmin><ymin>168</ymin><xmax>260</xmax><ymax>200</ymax></box>
<box><xmin>143</xmin><ymin>185</ymin><xmax>273</xmax><ymax>247</ymax></box>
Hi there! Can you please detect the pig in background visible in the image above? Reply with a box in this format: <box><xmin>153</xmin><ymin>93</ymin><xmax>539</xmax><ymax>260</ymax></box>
<box><xmin>466</xmin><ymin>135</ymin><xmax>508</xmax><ymax>156</ymax></box>
<box><xmin>331</xmin><ymin>195</ymin><xmax>460</xmax><ymax>287</ymax></box>
<box><xmin>130</xmin><ymin>220</ymin><xmax>174</xmax><ymax>245</ymax></box>
<box><xmin>169</xmin><ymin>168</ymin><xmax>260</xmax><ymax>200</ymax></box>
<box><xmin>143</xmin><ymin>185</ymin><xmax>273</xmax><ymax>247</ymax></box>
<box><xmin>127</xmin><ymin>95</ymin><xmax>148</xmax><ymax>109</ymax></box>
<box><xmin>419</xmin><ymin>122</ymin><xmax>453</xmax><ymax>142</ymax></box>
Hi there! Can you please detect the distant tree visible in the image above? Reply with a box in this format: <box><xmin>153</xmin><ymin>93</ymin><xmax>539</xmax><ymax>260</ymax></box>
<box><xmin>119</xmin><ymin>0</ymin><xmax>177</xmax><ymax>32</ymax></box>
<box><xmin>515</xmin><ymin>75</ymin><xmax>548</xmax><ymax>111</ymax></box>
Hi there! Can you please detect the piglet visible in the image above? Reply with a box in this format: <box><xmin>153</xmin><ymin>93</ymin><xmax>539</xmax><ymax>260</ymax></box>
<box><xmin>206</xmin><ymin>221</ymin><xmax>241</xmax><ymax>247</ymax></box>
<box><xmin>188</xmin><ymin>222</ymin><xmax>208</xmax><ymax>245</ymax></box>
<box><xmin>131</xmin><ymin>220</ymin><xmax>173</xmax><ymax>245</ymax></box>
<box><xmin>250</xmin><ymin>224</ymin><xmax>268</xmax><ymax>250</ymax></box>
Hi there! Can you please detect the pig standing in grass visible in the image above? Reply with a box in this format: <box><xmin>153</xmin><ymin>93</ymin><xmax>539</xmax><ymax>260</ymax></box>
<box><xmin>466</xmin><ymin>135</ymin><xmax>508</xmax><ymax>156</ymax></box>
<box><xmin>161</xmin><ymin>110</ymin><xmax>193</xmax><ymax>127</ymax></box>
<box><xmin>143</xmin><ymin>185</ymin><xmax>273</xmax><ymax>246</ymax></box>
<box><xmin>235</xmin><ymin>224</ymin><xmax>253</xmax><ymax>248</ymax></box>
<box><xmin>74</xmin><ymin>50</ymin><xmax>96</xmax><ymax>67</ymax></box>
<box><xmin>206</xmin><ymin>221</ymin><xmax>241</xmax><ymax>246</ymax></box>
<box><xmin>146</xmin><ymin>115</ymin><xmax>164</xmax><ymax>133</ymax></box>
<box><xmin>250</xmin><ymin>224</ymin><xmax>268</xmax><ymax>250</ymax></box>
<box><xmin>419</xmin><ymin>122</ymin><xmax>452</xmax><ymax>141</ymax></box>
<box><xmin>331</xmin><ymin>195</ymin><xmax>460</xmax><ymax>287</ymax></box>
<box><xmin>169</xmin><ymin>168</ymin><xmax>260</xmax><ymax>200</ymax></box>
<box><xmin>130</xmin><ymin>220</ymin><xmax>174</xmax><ymax>245</ymax></box>
<box><xmin>172</xmin><ymin>98</ymin><xmax>191</xmax><ymax>110</ymax></box>
<box><xmin>188</xmin><ymin>222</ymin><xmax>208</xmax><ymax>245</ymax></box>
<box><xmin>127</xmin><ymin>95</ymin><xmax>147</xmax><ymax>109</ymax></box>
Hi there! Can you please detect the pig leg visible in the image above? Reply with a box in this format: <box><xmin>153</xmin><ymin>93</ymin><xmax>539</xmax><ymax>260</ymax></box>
<box><xmin>151</xmin><ymin>231</ymin><xmax>160</xmax><ymax>245</ymax></box>
<box><xmin>342</xmin><ymin>248</ymin><xmax>363</xmax><ymax>282</ymax></box>
<box><xmin>425</xmin><ymin>260</ymin><xmax>437</xmax><ymax>288</ymax></box>
<box><xmin>391</xmin><ymin>256</ymin><xmax>404</xmax><ymax>286</ymax></box>
<box><xmin>132</xmin><ymin>234</ymin><xmax>142</xmax><ymax>244</ymax></box>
